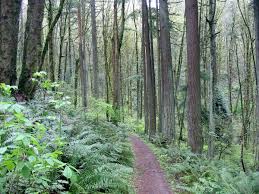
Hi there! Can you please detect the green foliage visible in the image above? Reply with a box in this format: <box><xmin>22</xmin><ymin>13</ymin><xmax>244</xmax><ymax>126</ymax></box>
<box><xmin>201</xmin><ymin>86</ymin><xmax>233</xmax><ymax>158</ymax></box>
<box><xmin>0</xmin><ymin>83</ymin><xmax>17</xmax><ymax>97</ymax></box>
<box><xmin>0</xmin><ymin>75</ymin><xmax>134</xmax><ymax>193</ymax></box>
<box><xmin>152</xmin><ymin>144</ymin><xmax>259</xmax><ymax>194</ymax></box>
<box><xmin>64</xmin><ymin>119</ymin><xmax>134</xmax><ymax>194</ymax></box>
<box><xmin>0</xmin><ymin>83</ymin><xmax>78</xmax><ymax>193</ymax></box>
<box><xmin>86</xmin><ymin>98</ymin><xmax>115</xmax><ymax>121</ymax></box>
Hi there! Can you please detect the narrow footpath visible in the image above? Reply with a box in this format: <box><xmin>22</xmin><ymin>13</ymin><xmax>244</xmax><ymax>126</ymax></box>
<box><xmin>130</xmin><ymin>136</ymin><xmax>173</xmax><ymax>194</ymax></box>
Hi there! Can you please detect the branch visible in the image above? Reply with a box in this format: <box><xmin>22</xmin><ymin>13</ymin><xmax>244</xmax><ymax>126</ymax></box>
<box><xmin>39</xmin><ymin>0</ymin><xmax>66</xmax><ymax>71</ymax></box>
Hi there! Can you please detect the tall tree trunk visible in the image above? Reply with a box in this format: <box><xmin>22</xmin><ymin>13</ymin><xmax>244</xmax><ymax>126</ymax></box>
<box><xmin>111</xmin><ymin>0</ymin><xmax>126</xmax><ymax>124</ymax></box>
<box><xmin>142</xmin><ymin>26</ymin><xmax>149</xmax><ymax>133</ymax></box>
<box><xmin>112</xmin><ymin>0</ymin><xmax>120</xmax><ymax>124</ymax></box>
<box><xmin>208</xmin><ymin>0</ymin><xmax>217</xmax><ymax>158</ymax></box>
<box><xmin>102</xmin><ymin>0</ymin><xmax>111</xmax><ymax>121</ymax></box>
<box><xmin>0</xmin><ymin>0</ymin><xmax>22</xmax><ymax>85</ymax></box>
<box><xmin>91</xmin><ymin>0</ymin><xmax>99</xmax><ymax>98</ymax></box>
<box><xmin>228</xmin><ymin>19</ymin><xmax>235</xmax><ymax>114</ymax></box>
<box><xmin>156</xmin><ymin>0</ymin><xmax>162</xmax><ymax>133</ymax></box>
<box><xmin>237</xmin><ymin>0</ymin><xmax>256</xmax><ymax>148</ymax></box>
<box><xmin>58</xmin><ymin>13</ymin><xmax>68</xmax><ymax>81</ymax></box>
<box><xmin>39</xmin><ymin>0</ymin><xmax>65</xmax><ymax>72</ymax></box>
<box><xmin>48</xmin><ymin>0</ymin><xmax>55</xmax><ymax>82</ymax></box>
<box><xmin>185</xmin><ymin>0</ymin><xmax>203</xmax><ymax>154</ymax></box>
<box><xmin>74</xmin><ymin>59</ymin><xmax>80</xmax><ymax>108</ymax></box>
<box><xmin>63</xmin><ymin>42</ymin><xmax>68</xmax><ymax>81</ymax></box>
<box><xmin>254</xmin><ymin>0</ymin><xmax>259</xmax><ymax>169</ymax></box>
<box><xmin>142</xmin><ymin>0</ymin><xmax>157</xmax><ymax>139</ymax></box>
<box><xmin>119</xmin><ymin>0</ymin><xmax>126</xmax><ymax>122</ymax></box>
<box><xmin>133</xmin><ymin>1</ymin><xmax>141</xmax><ymax>121</ymax></box>
<box><xmin>19</xmin><ymin>0</ymin><xmax>45</xmax><ymax>98</ymax></box>
<box><xmin>235</xmin><ymin>42</ymin><xmax>246</xmax><ymax>172</ymax></box>
<box><xmin>148</xmin><ymin>1</ymin><xmax>156</xmax><ymax>130</ymax></box>
<box><xmin>66</xmin><ymin>0</ymin><xmax>73</xmax><ymax>83</ymax></box>
<box><xmin>77</xmin><ymin>1</ymin><xmax>88</xmax><ymax>108</ymax></box>
<box><xmin>201</xmin><ymin>1</ymin><xmax>209</xmax><ymax>109</ymax></box>
<box><xmin>159</xmin><ymin>0</ymin><xmax>175</xmax><ymax>142</ymax></box>
<box><xmin>176</xmin><ymin>24</ymin><xmax>186</xmax><ymax>145</ymax></box>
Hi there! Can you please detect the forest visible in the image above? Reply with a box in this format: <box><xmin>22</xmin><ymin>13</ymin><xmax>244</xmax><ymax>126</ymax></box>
<box><xmin>1</xmin><ymin>0</ymin><xmax>259</xmax><ymax>193</ymax></box>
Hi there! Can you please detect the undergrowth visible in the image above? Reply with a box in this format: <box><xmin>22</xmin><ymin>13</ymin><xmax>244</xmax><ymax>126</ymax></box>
<box><xmin>145</xmin><ymin>137</ymin><xmax>259</xmax><ymax>194</ymax></box>
<box><xmin>0</xmin><ymin>72</ymin><xmax>134</xmax><ymax>194</ymax></box>
<box><xmin>63</xmin><ymin>119</ymin><xmax>134</xmax><ymax>194</ymax></box>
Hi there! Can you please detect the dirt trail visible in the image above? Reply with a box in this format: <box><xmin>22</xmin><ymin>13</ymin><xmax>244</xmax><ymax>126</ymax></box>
<box><xmin>130</xmin><ymin>135</ymin><xmax>173</xmax><ymax>194</ymax></box>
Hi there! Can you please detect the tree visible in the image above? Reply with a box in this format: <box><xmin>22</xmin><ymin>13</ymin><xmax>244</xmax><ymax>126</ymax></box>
<box><xmin>19</xmin><ymin>0</ymin><xmax>45</xmax><ymax>98</ymax></box>
<box><xmin>159</xmin><ymin>0</ymin><xmax>175</xmax><ymax>141</ymax></box>
<box><xmin>185</xmin><ymin>0</ymin><xmax>203</xmax><ymax>153</ymax></box>
<box><xmin>77</xmin><ymin>0</ymin><xmax>88</xmax><ymax>108</ymax></box>
<box><xmin>156</xmin><ymin>0</ymin><xmax>162</xmax><ymax>133</ymax></box>
<box><xmin>39</xmin><ymin>0</ymin><xmax>66</xmax><ymax>72</ymax></box>
<box><xmin>112</xmin><ymin>0</ymin><xmax>126</xmax><ymax>124</ymax></box>
<box><xmin>57</xmin><ymin>9</ymin><xmax>68</xmax><ymax>81</ymax></box>
<box><xmin>142</xmin><ymin>0</ymin><xmax>157</xmax><ymax>139</ymax></box>
<box><xmin>47</xmin><ymin>0</ymin><xmax>55</xmax><ymax>82</ymax></box>
<box><xmin>133</xmin><ymin>0</ymin><xmax>141</xmax><ymax>121</ymax></box>
<box><xmin>207</xmin><ymin>0</ymin><xmax>217</xmax><ymax>158</ymax></box>
<box><xmin>102</xmin><ymin>0</ymin><xmax>111</xmax><ymax>120</ymax></box>
<box><xmin>0</xmin><ymin>0</ymin><xmax>22</xmax><ymax>85</ymax></box>
<box><xmin>254</xmin><ymin>0</ymin><xmax>259</xmax><ymax>169</ymax></box>
<box><xmin>112</xmin><ymin>0</ymin><xmax>120</xmax><ymax>124</ymax></box>
<box><xmin>237</xmin><ymin>0</ymin><xmax>254</xmax><ymax>149</ymax></box>
<box><xmin>91</xmin><ymin>0</ymin><xmax>99</xmax><ymax>98</ymax></box>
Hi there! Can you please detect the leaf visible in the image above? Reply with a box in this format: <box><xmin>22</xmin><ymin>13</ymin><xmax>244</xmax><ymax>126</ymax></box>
<box><xmin>0</xmin><ymin>103</ymin><xmax>12</xmax><ymax>112</ymax></box>
<box><xmin>32</xmin><ymin>147</ymin><xmax>39</xmax><ymax>155</ymax></box>
<box><xmin>15</xmin><ymin>134</ymin><xmax>26</xmax><ymax>141</ymax></box>
<box><xmin>21</xmin><ymin>165</ymin><xmax>31</xmax><ymax>178</ymax></box>
<box><xmin>70</xmin><ymin>173</ymin><xmax>78</xmax><ymax>184</ymax></box>
<box><xmin>22</xmin><ymin>137</ymin><xmax>30</xmax><ymax>146</ymax></box>
<box><xmin>16</xmin><ymin>161</ymin><xmax>25</xmax><ymax>171</ymax></box>
<box><xmin>52</xmin><ymin>158</ymin><xmax>65</xmax><ymax>167</ymax></box>
<box><xmin>33</xmin><ymin>71</ymin><xmax>47</xmax><ymax>78</ymax></box>
<box><xmin>46</xmin><ymin>158</ymin><xmax>54</xmax><ymax>166</ymax></box>
<box><xmin>39</xmin><ymin>178</ymin><xmax>49</xmax><ymax>187</ymax></box>
<box><xmin>11</xmin><ymin>104</ymin><xmax>25</xmax><ymax>113</ymax></box>
<box><xmin>63</xmin><ymin>166</ymin><xmax>73</xmax><ymax>179</ymax></box>
<box><xmin>0</xmin><ymin>147</ymin><xmax>7</xmax><ymax>154</ymax></box>
<box><xmin>68</xmin><ymin>164</ymin><xmax>79</xmax><ymax>173</ymax></box>
<box><xmin>4</xmin><ymin>160</ymin><xmax>15</xmax><ymax>171</ymax></box>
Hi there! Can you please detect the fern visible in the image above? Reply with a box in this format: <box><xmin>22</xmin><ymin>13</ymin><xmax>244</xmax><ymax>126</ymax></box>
<box><xmin>150</xmin><ymin>143</ymin><xmax>259</xmax><ymax>194</ymax></box>
<box><xmin>63</xmin><ymin>118</ymin><xmax>134</xmax><ymax>194</ymax></box>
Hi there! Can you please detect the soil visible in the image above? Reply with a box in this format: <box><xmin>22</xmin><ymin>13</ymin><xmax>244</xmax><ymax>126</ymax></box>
<box><xmin>130</xmin><ymin>135</ymin><xmax>173</xmax><ymax>194</ymax></box>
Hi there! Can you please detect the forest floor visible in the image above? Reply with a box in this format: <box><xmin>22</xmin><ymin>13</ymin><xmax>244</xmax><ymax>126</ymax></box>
<box><xmin>130</xmin><ymin>135</ymin><xmax>173</xmax><ymax>194</ymax></box>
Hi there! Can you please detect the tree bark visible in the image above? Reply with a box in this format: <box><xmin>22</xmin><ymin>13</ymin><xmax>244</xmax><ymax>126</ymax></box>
<box><xmin>102</xmin><ymin>0</ymin><xmax>111</xmax><ymax>121</ymax></box>
<box><xmin>254</xmin><ymin>0</ymin><xmax>259</xmax><ymax>169</ymax></box>
<box><xmin>19</xmin><ymin>0</ymin><xmax>45</xmax><ymax>98</ymax></box>
<box><xmin>91</xmin><ymin>0</ymin><xmax>99</xmax><ymax>98</ymax></box>
<box><xmin>66</xmin><ymin>0</ymin><xmax>73</xmax><ymax>83</ymax></box>
<box><xmin>159</xmin><ymin>0</ymin><xmax>175</xmax><ymax>142</ymax></box>
<box><xmin>156</xmin><ymin>0</ymin><xmax>162</xmax><ymax>133</ymax></box>
<box><xmin>112</xmin><ymin>0</ymin><xmax>120</xmax><ymax>124</ymax></box>
<box><xmin>185</xmin><ymin>0</ymin><xmax>203</xmax><ymax>154</ymax></box>
<box><xmin>58</xmin><ymin>12</ymin><xmax>68</xmax><ymax>81</ymax></box>
<box><xmin>208</xmin><ymin>0</ymin><xmax>217</xmax><ymax>158</ymax></box>
<box><xmin>142</xmin><ymin>0</ymin><xmax>156</xmax><ymax>139</ymax></box>
<box><xmin>77</xmin><ymin>1</ymin><xmax>88</xmax><ymax>108</ymax></box>
<box><xmin>0</xmin><ymin>0</ymin><xmax>22</xmax><ymax>85</ymax></box>
<box><xmin>235</xmin><ymin>42</ymin><xmax>246</xmax><ymax>172</ymax></box>
<box><xmin>39</xmin><ymin>0</ymin><xmax>66</xmax><ymax>71</ymax></box>
<box><xmin>133</xmin><ymin>1</ymin><xmax>141</xmax><ymax>121</ymax></box>
<box><xmin>48</xmin><ymin>0</ymin><xmax>55</xmax><ymax>82</ymax></box>
<box><xmin>74</xmin><ymin>59</ymin><xmax>80</xmax><ymax>108</ymax></box>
